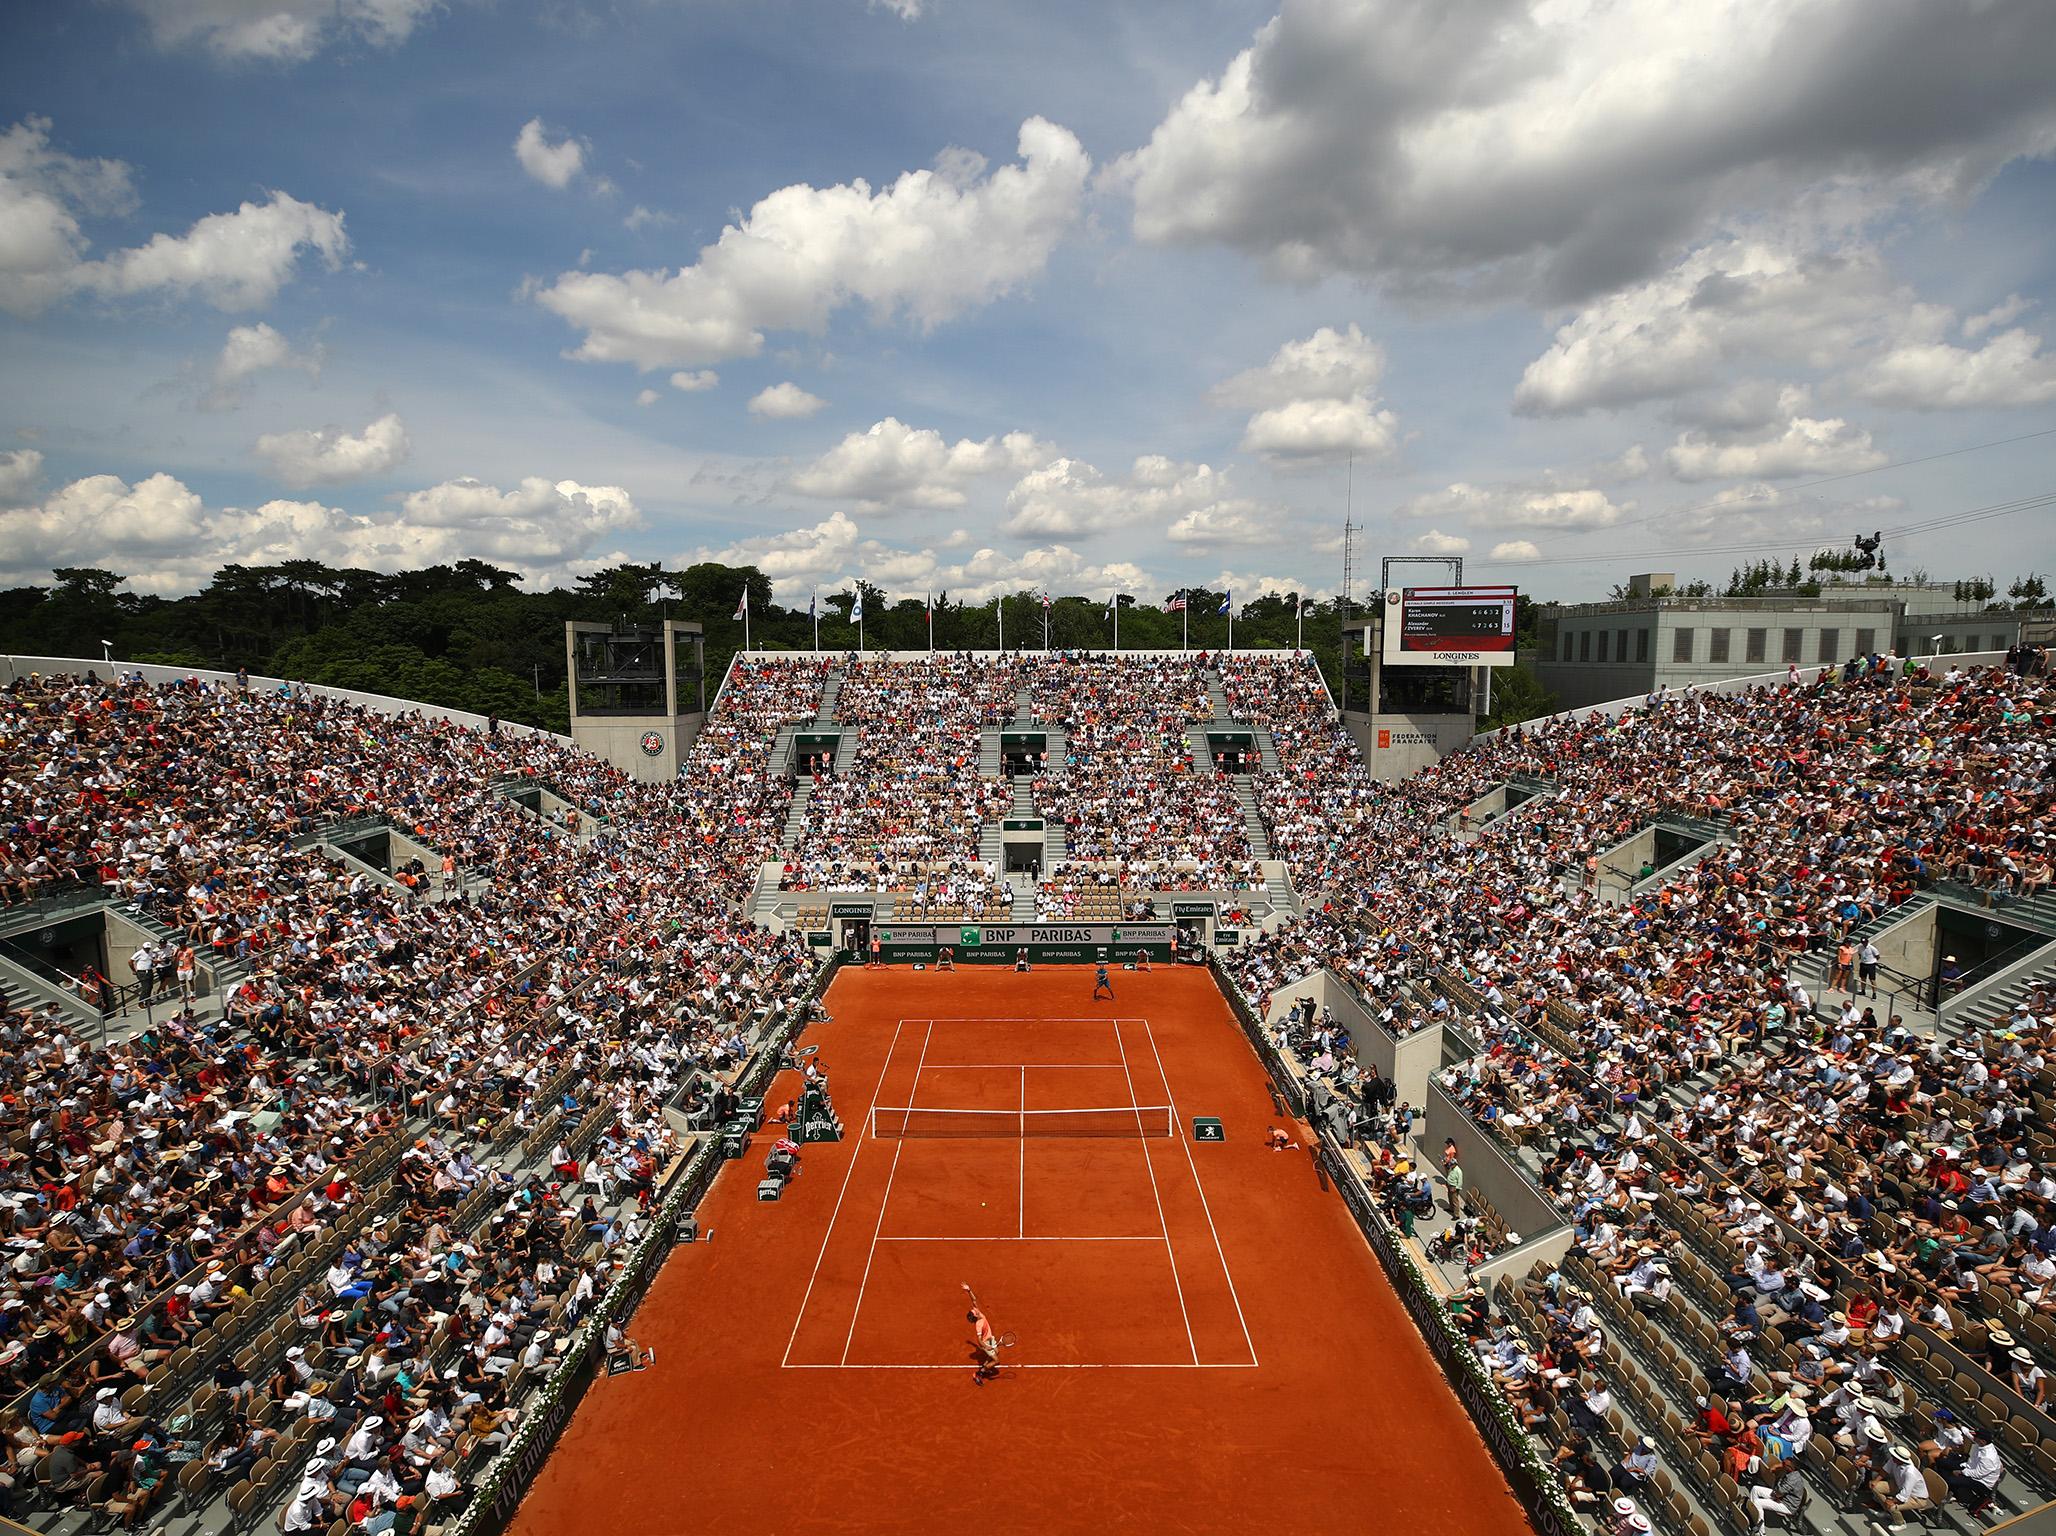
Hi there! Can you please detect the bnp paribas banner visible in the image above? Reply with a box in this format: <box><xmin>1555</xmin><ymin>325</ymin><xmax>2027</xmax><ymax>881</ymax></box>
<box><xmin>943</xmin><ymin>925</ymin><xmax>1174</xmax><ymax>947</ymax></box>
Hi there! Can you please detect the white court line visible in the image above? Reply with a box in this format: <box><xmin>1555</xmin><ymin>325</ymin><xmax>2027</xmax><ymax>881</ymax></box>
<box><xmin>780</xmin><ymin>1017</ymin><xmax>912</xmax><ymax>1369</ymax></box>
<box><xmin>1018</xmin><ymin>1066</ymin><xmax>1026</xmax><ymax>1239</ymax></box>
<box><xmin>909</xmin><ymin>1017</ymin><xmax>1155</xmax><ymax>1024</ymax></box>
<box><xmin>917</xmin><ymin>1062</ymin><xmax>1123</xmax><ymax>1069</ymax></box>
<box><xmin>875</xmin><ymin>1235</ymin><xmax>1162</xmax><ymax>1243</ymax></box>
<box><xmin>839</xmin><ymin>1019</ymin><xmax>935</xmax><ymax>1365</ymax></box>
<box><xmin>1143</xmin><ymin>1017</ymin><xmax>1260</xmax><ymax>1369</ymax></box>
<box><xmin>784</xmin><ymin>1361</ymin><xmax>1260</xmax><ymax>1371</ymax></box>
<box><xmin>1113</xmin><ymin>1018</ymin><xmax>1197</xmax><ymax>1366</ymax></box>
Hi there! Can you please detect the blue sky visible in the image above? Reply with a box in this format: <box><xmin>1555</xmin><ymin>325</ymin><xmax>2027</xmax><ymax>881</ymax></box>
<box><xmin>2</xmin><ymin>0</ymin><xmax>2054</xmax><ymax>606</ymax></box>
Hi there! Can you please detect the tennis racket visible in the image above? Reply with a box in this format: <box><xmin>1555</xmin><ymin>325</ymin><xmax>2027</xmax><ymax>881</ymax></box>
<box><xmin>794</xmin><ymin>1044</ymin><xmax>820</xmax><ymax>1058</ymax></box>
<box><xmin>997</xmin><ymin>1332</ymin><xmax>1018</xmax><ymax>1349</ymax></box>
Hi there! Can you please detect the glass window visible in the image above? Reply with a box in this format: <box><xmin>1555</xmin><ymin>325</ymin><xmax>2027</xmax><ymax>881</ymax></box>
<box><xmin>1993</xmin><ymin>634</ymin><xmax>2008</xmax><ymax>652</ymax></box>
<box><xmin>1818</xmin><ymin>629</ymin><xmax>1838</xmax><ymax>663</ymax></box>
<box><xmin>1746</xmin><ymin>628</ymin><xmax>1767</xmax><ymax>664</ymax></box>
<box><xmin>1782</xmin><ymin>628</ymin><xmax>1803</xmax><ymax>663</ymax></box>
<box><xmin>1636</xmin><ymin>628</ymin><xmax>1650</xmax><ymax>662</ymax></box>
<box><xmin>1673</xmin><ymin>628</ymin><xmax>1694</xmax><ymax>663</ymax></box>
<box><xmin>1854</xmin><ymin>628</ymin><xmax>1875</xmax><ymax>656</ymax></box>
<box><xmin>1561</xmin><ymin>629</ymin><xmax>1573</xmax><ymax>660</ymax></box>
<box><xmin>1580</xmin><ymin>630</ymin><xmax>1591</xmax><ymax>662</ymax></box>
<box><xmin>1709</xmin><ymin>629</ymin><xmax>1730</xmax><ymax>664</ymax></box>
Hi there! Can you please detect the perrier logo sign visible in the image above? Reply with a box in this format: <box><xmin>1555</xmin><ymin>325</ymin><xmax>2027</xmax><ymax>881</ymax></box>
<box><xmin>959</xmin><ymin>927</ymin><xmax>981</xmax><ymax>947</ymax></box>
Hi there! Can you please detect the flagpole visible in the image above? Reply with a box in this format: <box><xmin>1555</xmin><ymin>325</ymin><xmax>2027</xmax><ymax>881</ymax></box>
<box><xmin>812</xmin><ymin>596</ymin><xmax>819</xmax><ymax>654</ymax></box>
<box><xmin>1182</xmin><ymin>593</ymin><xmax>1188</xmax><ymax>651</ymax></box>
<box><xmin>997</xmin><ymin>595</ymin><xmax>1004</xmax><ymax>653</ymax></box>
<box><xmin>744</xmin><ymin>598</ymin><xmax>751</xmax><ymax>654</ymax></box>
<box><xmin>1296</xmin><ymin>596</ymin><xmax>1303</xmax><ymax>652</ymax></box>
<box><xmin>1113</xmin><ymin>598</ymin><xmax>1120</xmax><ymax>653</ymax></box>
<box><xmin>1228</xmin><ymin>597</ymin><xmax>1234</xmax><ymax>653</ymax></box>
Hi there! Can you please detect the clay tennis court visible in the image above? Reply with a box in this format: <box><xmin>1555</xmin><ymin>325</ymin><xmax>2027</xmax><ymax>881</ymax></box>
<box><xmin>509</xmin><ymin>965</ymin><xmax>1532</xmax><ymax>1536</ymax></box>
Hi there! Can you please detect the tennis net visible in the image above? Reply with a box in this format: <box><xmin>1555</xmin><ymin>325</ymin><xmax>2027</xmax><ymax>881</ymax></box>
<box><xmin>868</xmin><ymin>1105</ymin><xmax>1175</xmax><ymax>1139</ymax></box>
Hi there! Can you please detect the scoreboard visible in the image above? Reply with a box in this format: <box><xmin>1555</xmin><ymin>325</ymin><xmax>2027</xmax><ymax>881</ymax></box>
<box><xmin>1381</xmin><ymin>585</ymin><xmax>1518</xmax><ymax>668</ymax></box>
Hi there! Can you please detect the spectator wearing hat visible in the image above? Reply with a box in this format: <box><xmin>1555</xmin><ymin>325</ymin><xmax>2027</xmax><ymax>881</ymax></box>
<box><xmin>1943</xmin><ymin>1429</ymin><xmax>2003</xmax><ymax>1516</ymax></box>
<box><xmin>1867</xmin><ymin>1444</ymin><xmax>1931</xmax><ymax>1523</ymax></box>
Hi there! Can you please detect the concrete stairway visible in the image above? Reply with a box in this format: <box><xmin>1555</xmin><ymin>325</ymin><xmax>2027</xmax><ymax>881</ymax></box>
<box><xmin>1205</xmin><ymin>667</ymin><xmax>1232</xmax><ymax>718</ymax></box>
<box><xmin>779</xmin><ymin>781</ymin><xmax>812</xmax><ymax>852</ymax></box>
<box><xmin>831</xmin><ymin>728</ymin><xmax>860</xmax><ymax>773</ymax></box>
<box><xmin>1252</xmin><ymin>725</ymin><xmax>1279</xmax><ymax>770</ymax></box>
<box><xmin>1943</xmin><ymin>940</ymin><xmax>2056</xmax><ymax>1037</ymax></box>
<box><xmin>815</xmin><ymin>663</ymin><xmax>845</xmax><ymax>724</ymax></box>
<box><xmin>979</xmin><ymin>726</ymin><xmax>1002</xmax><ymax>776</ymax></box>
<box><xmin>1232</xmin><ymin>777</ymin><xmax>1274</xmax><ymax>860</ymax></box>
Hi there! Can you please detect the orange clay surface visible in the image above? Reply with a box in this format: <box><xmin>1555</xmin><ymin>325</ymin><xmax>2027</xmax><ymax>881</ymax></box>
<box><xmin>508</xmin><ymin>964</ymin><xmax>1534</xmax><ymax>1536</ymax></box>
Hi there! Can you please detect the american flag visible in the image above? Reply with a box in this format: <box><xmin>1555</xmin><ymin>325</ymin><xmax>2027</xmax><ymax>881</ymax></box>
<box><xmin>1165</xmin><ymin>593</ymin><xmax>1187</xmax><ymax>612</ymax></box>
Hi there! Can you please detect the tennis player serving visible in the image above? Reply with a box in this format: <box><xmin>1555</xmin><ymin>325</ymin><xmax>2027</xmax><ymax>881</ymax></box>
<box><xmin>962</xmin><ymin>1284</ymin><xmax>1013</xmax><ymax>1383</ymax></box>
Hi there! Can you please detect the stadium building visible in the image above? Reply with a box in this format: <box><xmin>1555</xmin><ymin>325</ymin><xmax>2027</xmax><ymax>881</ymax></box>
<box><xmin>3</xmin><ymin>632</ymin><xmax>2054</xmax><ymax>1536</ymax></box>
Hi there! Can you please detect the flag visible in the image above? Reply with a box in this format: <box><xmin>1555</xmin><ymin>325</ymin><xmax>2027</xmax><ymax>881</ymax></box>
<box><xmin>1165</xmin><ymin>593</ymin><xmax>1187</xmax><ymax>612</ymax></box>
<box><xmin>925</xmin><ymin>592</ymin><xmax>933</xmax><ymax>621</ymax></box>
<box><xmin>850</xmin><ymin>591</ymin><xmax>863</xmax><ymax>623</ymax></box>
<box><xmin>808</xmin><ymin>594</ymin><xmax>816</xmax><ymax>619</ymax></box>
<box><xmin>1104</xmin><ymin>599</ymin><xmax>1114</xmax><ymax>620</ymax></box>
<box><xmin>1042</xmin><ymin>591</ymin><xmax>1052</xmax><ymax>610</ymax></box>
<box><xmin>1218</xmin><ymin>590</ymin><xmax>1232</xmax><ymax>615</ymax></box>
<box><xmin>732</xmin><ymin>589</ymin><xmax>748</xmax><ymax>620</ymax></box>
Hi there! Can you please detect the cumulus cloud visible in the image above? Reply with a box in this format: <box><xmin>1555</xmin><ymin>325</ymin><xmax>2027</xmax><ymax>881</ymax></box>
<box><xmin>254</xmin><ymin>411</ymin><xmax>410</xmax><ymax>487</ymax></box>
<box><xmin>747</xmin><ymin>382</ymin><xmax>828</xmax><ymax>419</ymax></box>
<box><xmin>0</xmin><ymin>467</ymin><xmax>635</xmax><ymax>594</ymax></box>
<box><xmin>1855</xmin><ymin>328</ymin><xmax>2056</xmax><ymax>410</ymax></box>
<box><xmin>669</xmin><ymin>370</ymin><xmax>719</xmax><ymax>392</ymax></box>
<box><xmin>869</xmin><ymin>0</ymin><xmax>923</xmax><ymax>18</ymax></box>
<box><xmin>1000</xmin><ymin>455</ymin><xmax>1261</xmax><ymax>540</ymax></box>
<box><xmin>535</xmin><ymin>117</ymin><xmax>1091</xmax><ymax>369</ymax></box>
<box><xmin>635</xmin><ymin>388</ymin><xmax>661</xmax><ymax>407</ymax></box>
<box><xmin>514</xmin><ymin>118</ymin><xmax>585</xmax><ymax>189</ymax></box>
<box><xmin>788</xmin><ymin>417</ymin><xmax>1049</xmax><ymax>511</ymax></box>
<box><xmin>121</xmin><ymin>0</ymin><xmax>438</xmax><ymax>63</ymax></box>
<box><xmin>1111</xmin><ymin>0</ymin><xmax>2056</xmax><ymax>302</ymax></box>
<box><xmin>1397</xmin><ymin>481</ymin><xmax>1628</xmax><ymax>531</ymax></box>
<box><xmin>1213</xmin><ymin>323</ymin><xmax>1400</xmax><ymax>465</ymax></box>
<box><xmin>205</xmin><ymin>322</ymin><xmax>322</xmax><ymax>407</ymax></box>
<box><xmin>1513</xmin><ymin>239</ymin><xmax>1933</xmax><ymax>416</ymax></box>
<box><xmin>1488</xmin><ymin>540</ymin><xmax>1542</xmax><ymax>562</ymax></box>
<box><xmin>1410</xmin><ymin>529</ymin><xmax>1471</xmax><ymax>555</ymax></box>
<box><xmin>1240</xmin><ymin>395</ymin><xmax>1398</xmax><ymax>465</ymax></box>
<box><xmin>0</xmin><ymin>121</ymin><xmax>348</xmax><ymax>316</ymax></box>
<box><xmin>624</xmin><ymin>205</ymin><xmax>673</xmax><ymax>232</ymax></box>
<box><xmin>0</xmin><ymin>448</ymin><xmax>44</xmax><ymax>502</ymax></box>
<box><xmin>1664</xmin><ymin>410</ymin><xmax>1886</xmax><ymax>481</ymax></box>
<box><xmin>1210</xmin><ymin>323</ymin><xmax>1384</xmax><ymax>408</ymax></box>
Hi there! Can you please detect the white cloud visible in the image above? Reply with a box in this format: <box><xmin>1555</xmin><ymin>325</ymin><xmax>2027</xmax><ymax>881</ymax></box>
<box><xmin>1488</xmin><ymin>540</ymin><xmax>1542</xmax><ymax>562</ymax></box>
<box><xmin>1964</xmin><ymin>295</ymin><xmax>2033</xmax><ymax>339</ymax></box>
<box><xmin>1</xmin><ymin>120</ymin><xmax>343</xmax><ymax>316</ymax></box>
<box><xmin>748</xmin><ymin>382</ymin><xmax>828</xmax><ymax>420</ymax></box>
<box><xmin>535</xmin><ymin>117</ymin><xmax>1091</xmax><ymax>369</ymax></box>
<box><xmin>1855</xmin><ymin>328</ymin><xmax>2056</xmax><ymax>410</ymax></box>
<box><xmin>669</xmin><ymin>369</ymin><xmax>719</xmax><ymax>392</ymax></box>
<box><xmin>1514</xmin><ymin>239</ymin><xmax>1934</xmax><ymax>416</ymax></box>
<box><xmin>1210</xmin><ymin>323</ymin><xmax>1384</xmax><ymax>408</ymax></box>
<box><xmin>1664</xmin><ymin>411</ymin><xmax>1886</xmax><ymax>481</ymax></box>
<box><xmin>1397</xmin><ymin>481</ymin><xmax>1628</xmax><ymax>531</ymax></box>
<box><xmin>1410</xmin><ymin>529</ymin><xmax>1471</xmax><ymax>555</ymax></box>
<box><xmin>869</xmin><ymin>0</ymin><xmax>923</xmax><ymax>18</ymax></box>
<box><xmin>635</xmin><ymin>388</ymin><xmax>661</xmax><ymax>407</ymax></box>
<box><xmin>0</xmin><ymin>467</ymin><xmax>634</xmax><ymax>594</ymax></box>
<box><xmin>1215</xmin><ymin>569</ymin><xmax>1324</xmax><ymax>603</ymax></box>
<box><xmin>1001</xmin><ymin>455</ymin><xmax>1246</xmax><ymax>539</ymax></box>
<box><xmin>1163</xmin><ymin>500</ymin><xmax>1276</xmax><ymax>548</ymax></box>
<box><xmin>1212</xmin><ymin>322</ymin><xmax>1400</xmax><ymax>465</ymax></box>
<box><xmin>1240</xmin><ymin>394</ymin><xmax>1398</xmax><ymax>465</ymax></box>
<box><xmin>1111</xmin><ymin>0</ymin><xmax>2056</xmax><ymax>302</ymax></box>
<box><xmin>0</xmin><ymin>448</ymin><xmax>43</xmax><ymax>502</ymax></box>
<box><xmin>514</xmin><ymin>118</ymin><xmax>585</xmax><ymax>190</ymax></box>
<box><xmin>789</xmin><ymin>417</ymin><xmax>1049</xmax><ymax>511</ymax></box>
<box><xmin>205</xmin><ymin>321</ymin><xmax>322</xmax><ymax>407</ymax></box>
<box><xmin>701</xmin><ymin>509</ymin><xmax>862</xmax><ymax>585</ymax></box>
<box><xmin>122</xmin><ymin>0</ymin><xmax>438</xmax><ymax>63</ymax></box>
<box><xmin>624</xmin><ymin>205</ymin><xmax>673</xmax><ymax>231</ymax></box>
<box><xmin>253</xmin><ymin>411</ymin><xmax>410</xmax><ymax>487</ymax></box>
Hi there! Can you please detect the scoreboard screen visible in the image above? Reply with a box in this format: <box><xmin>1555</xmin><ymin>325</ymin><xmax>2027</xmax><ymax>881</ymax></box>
<box><xmin>1381</xmin><ymin>585</ymin><xmax>1518</xmax><ymax>668</ymax></box>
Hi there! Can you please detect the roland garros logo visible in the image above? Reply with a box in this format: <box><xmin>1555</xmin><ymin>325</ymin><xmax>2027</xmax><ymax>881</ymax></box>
<box><xmin>639</xmin><ymin>731</ymin><xmax>664</xmax><ymax>756</ymax></box>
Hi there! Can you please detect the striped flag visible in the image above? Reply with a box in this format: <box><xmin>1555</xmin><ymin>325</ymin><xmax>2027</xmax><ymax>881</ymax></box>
<box><xmin>1165</xmin><ymin>593</ymin><xmax>1187</xmax><ymax>612</ymax></box>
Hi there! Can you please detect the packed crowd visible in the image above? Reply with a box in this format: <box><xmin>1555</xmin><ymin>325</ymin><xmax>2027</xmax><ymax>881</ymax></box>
<box><xmin>0</xmin><ymin>667</ymin><xmax>818</xmax><ymax>1527</ymax></box>
<box><xmin>779</xmin><ymin>656</ymin><xmax>1014</xmax><ymax>893</ymax></box>
<box><xmin>1028</xmin><ymin>654</ymin><xmax>1254</xmax><ymax>886</ymax></box>
<box><xmin>1218</xmin><ymin>649</ymin><xmax>2056</xmax><ymax>1529</ymax></box>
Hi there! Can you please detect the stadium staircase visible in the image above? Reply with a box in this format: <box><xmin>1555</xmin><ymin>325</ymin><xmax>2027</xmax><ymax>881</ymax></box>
<box><xmin>1941</xmin><ymin>941</ymin><xmax>2056</xmax><ymax>1038</ymax></box>
<box><xmin>1252</xmin><ymin>726</ymin><xmax>1279</xmax><ymax>771</ymax></box>
<box><xmin>1010</xmin><ymin>686</ymin><xmax>1037</xmax><ymax>723</ymax></box>
<box><xmin>779</xmin><ymin>781</ymin><xmax>812</xmax><ymax>853</ymax></box>
<box><xmin>978</xmin><ymin>726</ymin><xmax>1002</xmax><ymax>776</ymax></box>
<box><xmin>1204</xmin><ymin>667</ymin><xmax>1233</xmax><ymax>719</ymax></box>
<box><xmin>831</xmin><ymin>729</ymin><xmax>860</xmax><ymax>774</ymax></box>
<box><xmin>814</xmin><ymin>663</ymin><xmax>845</xmax><ymax>723</ymax></box>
